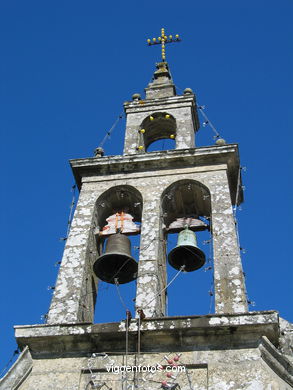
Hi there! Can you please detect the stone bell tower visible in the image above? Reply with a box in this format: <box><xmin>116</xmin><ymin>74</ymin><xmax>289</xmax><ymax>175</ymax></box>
<box><xmin>45</xmin><ymin>56</ymin><xmax>247</xmax><ymax>323</ymax></box>
<box><xmin>1</xmin><ymin>29</ymin><xmax>292</xmax><ymax>390</ymax></box>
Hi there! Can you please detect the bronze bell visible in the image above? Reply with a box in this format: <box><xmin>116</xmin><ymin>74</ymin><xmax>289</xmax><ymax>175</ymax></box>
<box><xmin>93</xmin><ymin>233</ymin><xmax>138</xmax><ymax>284</ymax></box>
<box><xmin>168</xmin><ymin>227</ymin><xmax>206</xmax><ymax>272</ymax></box>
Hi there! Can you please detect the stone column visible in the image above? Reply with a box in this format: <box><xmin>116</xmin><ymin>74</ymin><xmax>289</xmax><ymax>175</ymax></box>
<box><xmin>47</xmin><ymin>188</ymin><xmax>97</xmax><ymax>324</ymax></box>
<box><xmin>135</xmin><ymin>195</ymin><xmax>166</xmax><ymax>318</ymax></box>
<box><xmin>175</xmin><ymin>106</ymin><xmax>196</xmax><ymax>149</ymax></box>
<box><xmin>123</xmin><ymin>110</ymin><xmax>143</xmax><ymax>155</ymax></box>
<box><xmin>210</xmin><ymin>171</ymin><xmax>248</xmax><ymax>314</ymax></box>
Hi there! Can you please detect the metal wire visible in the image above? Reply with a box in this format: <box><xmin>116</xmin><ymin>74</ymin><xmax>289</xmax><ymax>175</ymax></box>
<box><xmin>125</xmin><ymin>315</ymin><xmax>129</xmax><ymax>390</ymax></box>
<box><xmin>0</xmin><ymin>348</ymin><xmax>19</xmax><ymax>377</ymax></box>
<box><xmin>137</xmin><ymin>315</ymin><xmax>141</xmax><ymax>386</ymax></box>
<box><xmin>114</xmin><ymin>279</ymin><xmax>128</xmax><ymax>311</ymax></box>
<box><xmin>66</xmin><ymin>184</ymin><xmax>76</xmax><ymax>239</ymax></box>
<box><xmin>99</xmin><ymin>114</ymin><xmax>124</xmax><ymax>148</ymax></box>
<box><xmin>208</xmin><ymin>232</ymin><xmax>214</xmax><ymax>314</ymax></box>
<box><xmin>197</xmin><ymin>105</ymin><xmax>221</xmax><ymax>138</ymax></box>
<box><xmin>145</xmin><ymin>266</ymin><xmax>185</xmax><ymax>309</ymax></box>
<box><xmin>233</xmin><ymin>166</ymin><xmax>242</xmax><ymax>213</ymax></box>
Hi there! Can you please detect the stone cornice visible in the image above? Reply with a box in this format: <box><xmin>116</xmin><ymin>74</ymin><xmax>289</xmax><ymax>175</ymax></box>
<box><xmin>70</xmin><ymin>144</ymin><xmax>243</xmax><ymax>204</ymax></box>
<box><xmin>15</xmin><ymin>311</ymin><xmax>278</xmax><ymax>357</ymax></box>
<box><xmin>123</xmin><ymin>94</ymin><xmax>196</xmax><ymax>113</ymax></box>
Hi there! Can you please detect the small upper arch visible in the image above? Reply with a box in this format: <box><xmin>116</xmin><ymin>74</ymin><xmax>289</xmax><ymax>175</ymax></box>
<box><xmin>139</xmin><ymin>112</ymin><xmax>177</xmax><ymax>151</ymax></box>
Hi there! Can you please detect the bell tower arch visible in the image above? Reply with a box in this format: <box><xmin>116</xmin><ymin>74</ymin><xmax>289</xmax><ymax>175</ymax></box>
<box><xmin>139</xmin><ymin>111</ymin><xmax>177</xmax><ymax>151</ymax></box>
<box><xmin>46</xmin><ymin>56</ymin><xmax>248</xmax><ymax>323</ymax></box>
<box><xmin>123</xmin><ymin>63</ymin><xmax>200</xmax><ymax>155</ymax></box>
<box><xmin>93</xmin><ymin>185</ymin><xmax>143</xmax><ymax>285</ymax></box>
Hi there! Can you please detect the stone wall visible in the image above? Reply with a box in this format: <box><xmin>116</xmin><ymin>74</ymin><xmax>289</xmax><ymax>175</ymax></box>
<box><xmin>2</xmin><ymin>312</ymin><xmax>292</xmax><ymax>389</ymax></box>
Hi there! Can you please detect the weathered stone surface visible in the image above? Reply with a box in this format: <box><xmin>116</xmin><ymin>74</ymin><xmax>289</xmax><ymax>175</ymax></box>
<box><xmin>1</xmin><ymin>312</ymin><xmax>292</xmax><ymax>389</ymax></box>
<box><xmin>54</xmin><ymin>145</ymin><xmax>243</xmax><ymax>321</ymax></box>
<box><xmin>47</xmin><ymin>187</ymin><xmax>98</xmax><ymax>324</ymax></box>
<box><xmin>70</xmin><ymin>145</ymin><xmax>242</xmax><ymax>203</ymax></box>
<box><xmin>0</xmin><ymin>347</ymin><xmax>32</xmax><ymax>390</ymax></box>
<box><xmin>279</xmin><ymin>317</ymin><xmax>293</xmax><ymax>360</ymax></box>
<box><xmin>14</xmin><ymin>312</ymin><xmax>280</xmax><ymax>355</ymax></box>
<box><xmin>144</xmin><ymin>62</ymin><xmax>176</xmax><ymax>99</ymax></box>
<box><xmin>2</xmin><ymin>61</ymin><xmax>292</xmax><ymax>390</ymax></box>
<box><xmin>123</xmin><ymin>95</ymin><xmax>200</xmax><ymax>154</ymax></box>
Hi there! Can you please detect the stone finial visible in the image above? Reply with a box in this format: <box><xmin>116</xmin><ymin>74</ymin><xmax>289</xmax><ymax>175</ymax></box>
<box><xmin>132</xmin><ymin>93</ymin><xmax>141</xmax><ymax>101</ymax></box>
<box><xmin>153</xmin><ymin>62</ymin><xmax>171</xmax><ymax>80</ymax></box>
<box><xmin>184</xmin><ymin>88</ymin><xmax>193</xmax><ymax>95</ymax></box>
<box><xmin>215</xmin><ymin>138</ymin><xmax>226</xmax><ymax>146</ymax></box>
<box><xmin>94</xmin><ymin>147</ymin><xmax>104</xmax><ymax>157</ymax></box>
<box><xmin>145</xmin><ymin>62</ymin><xmax>176</xmax><ymax>99</ymax></box>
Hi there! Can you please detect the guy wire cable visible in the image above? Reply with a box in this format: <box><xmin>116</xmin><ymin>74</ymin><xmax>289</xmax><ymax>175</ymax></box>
<box><xmin>0</xmin><ymin>348</ymin><xmax>20</xmax><ymax>377</ymax></box>
<box><xmin>197</xmin><ymin>105</ymin><xmax>221</xmax><ymax>139</ymax></box>
<box><xmin>98</xmin><ymin>113</ymin><xmax>124</xmax><ymax>149</ymax></box>
<box><xmin>137</xmin><ymin>314</ymin><xmax>141</xmax><ymax>386</ymax></box>
<box><xmin>145</xmin><ymin>265</ymin><xmax>185</xmax><ymax>309</ymax></box>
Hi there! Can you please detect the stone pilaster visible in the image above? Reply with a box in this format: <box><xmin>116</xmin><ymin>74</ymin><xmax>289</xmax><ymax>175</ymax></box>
<box><xmin>47</xmin><ymin>188</ymin><xmax>98</xmax><ymax>324</ymax></box>
<box><xmin>209</xmin><ymin>170</ymin><xmax>248</xmax><ymax>314</ymax></box>
<box><xmin>135</xmin><ymin>195</ymin><xmax>166</xmax><ymax>318</ymax></box>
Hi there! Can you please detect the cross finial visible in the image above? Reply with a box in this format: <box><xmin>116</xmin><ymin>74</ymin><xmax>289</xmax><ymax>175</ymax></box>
<box><xmin>147</xmin><ymin>28</ymin><xmax>181</xmax><ymax>62</ymax></box>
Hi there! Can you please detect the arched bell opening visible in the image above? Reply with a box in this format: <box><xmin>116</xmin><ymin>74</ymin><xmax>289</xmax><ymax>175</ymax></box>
<box><xmin>161</xmin><ymin>180</ymin><xmax>214</xmax><ymax>316</ymax></box>
<box><xmin>138</xmin><ymin>112</ymin><xmax>177</xmax><ymax>152</ymax></box>
<box><xmin>95</xmin><ymin>185</ymin><xmax>143</xmax><ymax>231</ymax></box>
<box><xmin>147</xmin><ymin>138</ymin><xmax>176</xmax><ymax>152</ymax></box>
<box><xmin>93</xmin><ymin>185</ymin><xmax>143</xmax><ymax>323</ymax></box>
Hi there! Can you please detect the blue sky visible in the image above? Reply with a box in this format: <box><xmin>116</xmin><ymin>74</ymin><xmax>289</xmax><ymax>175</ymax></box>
<box><xmin>0</xmin><ymin>0</ymin><xmax>292</xmax><ymax>372</ymax></box>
